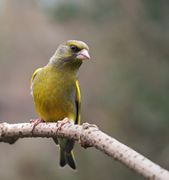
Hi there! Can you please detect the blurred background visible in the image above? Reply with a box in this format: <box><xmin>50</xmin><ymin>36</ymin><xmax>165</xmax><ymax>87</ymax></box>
<box><xmin>0</xmin><ymin>0</ymin><xmax>169</xmax><ymax>179</ymax></box>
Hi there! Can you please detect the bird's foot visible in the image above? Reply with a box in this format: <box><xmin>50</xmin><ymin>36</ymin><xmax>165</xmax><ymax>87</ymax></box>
<box><xmin>57</xmin><ymin>117</ymin><xmax>71</xmax><ymax>132</ymax></box>
<box><xmin>80</xmin><ymin>123</ymin><xmax>99</xmax><ymax>148</ymax></box>
<box><xmin>82</xmin><ymin>123</ymin><xmax>98</xmax><ymax>130</ymax></box>
<box><xmin>30</xmin><ymin>118</ymin><xmax>45</xmax><ymax>133</ymax></box>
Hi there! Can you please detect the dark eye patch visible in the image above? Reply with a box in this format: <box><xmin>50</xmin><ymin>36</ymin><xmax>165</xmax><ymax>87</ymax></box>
<box><xmin>70</xmin><ymin>45</ymin><xmax>81</xmax><ymax>52</ymax></box>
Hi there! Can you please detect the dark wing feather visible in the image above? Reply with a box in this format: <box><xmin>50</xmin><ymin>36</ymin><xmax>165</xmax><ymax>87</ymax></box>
<box><xmin>75</xmin><ymin>80</ymin><xmax>81</xmax><ymax>125</ymax></box>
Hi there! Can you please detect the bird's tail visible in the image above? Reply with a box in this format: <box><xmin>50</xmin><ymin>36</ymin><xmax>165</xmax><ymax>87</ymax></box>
<box><xmin>60</xmin><ymin>148</ymin><xmax>76</xmax><ymax>170</ymax></box>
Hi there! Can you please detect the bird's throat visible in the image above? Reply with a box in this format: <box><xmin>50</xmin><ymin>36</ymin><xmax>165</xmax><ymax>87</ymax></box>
<box><xmin>49</xmin><ymin>56</ymin><xmax>82</xmax><ymax>74</ymax></box>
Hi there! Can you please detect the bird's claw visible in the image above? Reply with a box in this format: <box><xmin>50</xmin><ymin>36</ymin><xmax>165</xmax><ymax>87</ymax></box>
<box><xmin>30</xmin><ymin>118</ymin><xmax>44</xmax><ymax>133</ymax></box>
<box><xmin>56</xmin><ymin>117</ymin><xmax>71</xmax><ymax>132</ymax></box>
<box><xmin>82</xmin><ymin>123</ymin><xmax>98</xmax><ymax>130</ymax></box>
<box><xmin>80</xmin><ymin>123</ymin><xmax>99</xmax><ymax>148</ymax></box>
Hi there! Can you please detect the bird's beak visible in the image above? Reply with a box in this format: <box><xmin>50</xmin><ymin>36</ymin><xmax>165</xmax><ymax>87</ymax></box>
<box><xmin>76</xmin><ymin>49</ymin><xmax>90</xmax><ymax>60</ymax></box>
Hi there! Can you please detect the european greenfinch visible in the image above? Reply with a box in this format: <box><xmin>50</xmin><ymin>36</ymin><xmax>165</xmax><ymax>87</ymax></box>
<box><xmin>31</xmin><ymin>40</ymin><xmax>90</xmax><ymax>169</ymax></box>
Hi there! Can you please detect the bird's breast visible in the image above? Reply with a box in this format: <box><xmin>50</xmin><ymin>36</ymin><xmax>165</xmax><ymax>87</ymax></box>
<box><xmin>32</xmin><ymin>67</ymin><xmax>76</xmax><ymax>121</ymax></box>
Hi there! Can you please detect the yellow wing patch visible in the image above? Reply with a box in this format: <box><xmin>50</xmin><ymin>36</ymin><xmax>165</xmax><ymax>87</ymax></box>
<box><xmin>75</xmin><ymin>80</ymin><xmax>81</xmax><ymax>125</ymax></box>
<box><xmin>31</xmin><ymin>68</ymin><xmax>42</xmax><ymax>84</ymax></box>
<box><xmin>30</xmin><ymin>67</ymin><xmax>42</xmax><ymax>95</ymax></box>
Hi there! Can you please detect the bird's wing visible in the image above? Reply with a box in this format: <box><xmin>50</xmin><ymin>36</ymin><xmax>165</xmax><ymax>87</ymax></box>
<box><xmin>31</xmin><ymin>67</ymin><xmax>42</xmax><ymax>84</ymax></box>
<box><xmin>75</xmin><ymin>80</ymin><xmax>81</xmax><ymax>125</ymax></box>
<box><xmin>30</xmin><ymin>67</ymin><xmax>42</xmax><ymax>95</ymax></box>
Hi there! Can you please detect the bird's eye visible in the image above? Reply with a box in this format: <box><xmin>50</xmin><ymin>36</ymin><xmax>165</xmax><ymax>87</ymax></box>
<box><xmin>70</xmin><ymin>45</ymin><xmax>80</xmax><ymax>52</ymax></box>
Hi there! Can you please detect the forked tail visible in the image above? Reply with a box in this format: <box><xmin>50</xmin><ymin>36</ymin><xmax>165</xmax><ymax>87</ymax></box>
<box><xmin>60</xmin><ymin>148</ymin><xmax>76</xmax><ymax>170</ymax></box>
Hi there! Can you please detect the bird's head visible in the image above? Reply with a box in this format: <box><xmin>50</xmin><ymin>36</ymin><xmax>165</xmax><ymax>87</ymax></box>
<box><xmin>50</xmin><ymin>40</ymin><xmax>90</xmax><ymax>69</ymax></box>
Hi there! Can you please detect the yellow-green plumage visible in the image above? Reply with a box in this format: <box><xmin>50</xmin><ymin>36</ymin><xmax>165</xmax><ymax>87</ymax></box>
<box><xmin>31</xmin><ymin>40</ymin><xmax>90</xmax><ymax>169</ymax></box>
<box><xmin>32</xmin><ymin>65</ymin><xmax>78</xmax><ymax>121</ymax></box>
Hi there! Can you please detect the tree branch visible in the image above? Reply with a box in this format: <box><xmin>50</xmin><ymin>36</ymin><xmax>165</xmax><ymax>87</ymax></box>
<box><xmin>0</xmin><ymin>119</ymin><xmax>168</xmax><ymax>180</ymax></box>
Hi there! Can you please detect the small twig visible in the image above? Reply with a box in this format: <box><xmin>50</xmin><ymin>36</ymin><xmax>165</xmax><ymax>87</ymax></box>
<box><xmin>0</xmin><ymin>120</ymin><xmax>169</xmax><ymax>180</ymax></box>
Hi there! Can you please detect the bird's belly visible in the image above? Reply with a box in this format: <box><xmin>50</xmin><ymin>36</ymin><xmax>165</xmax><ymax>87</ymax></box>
<box><xmin>33</xmin><ymin>83</ymin><xmax>76</xmax><ymax>122</ymax></box>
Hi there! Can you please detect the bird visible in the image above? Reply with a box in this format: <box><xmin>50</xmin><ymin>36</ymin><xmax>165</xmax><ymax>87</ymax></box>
<box><xmin>30</xmin><ymin>40</ymin><xmax>90</xmax><ymax>170</ymax></box>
